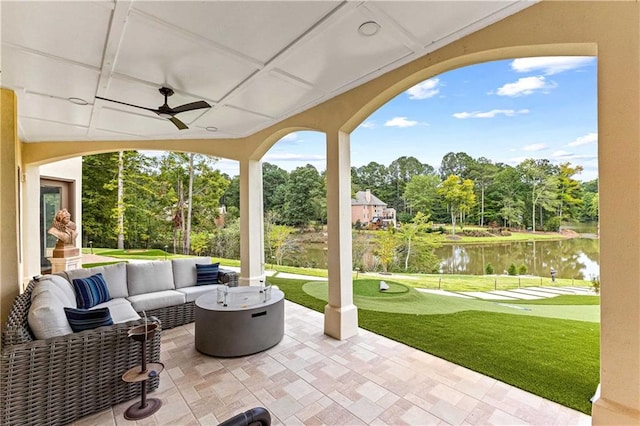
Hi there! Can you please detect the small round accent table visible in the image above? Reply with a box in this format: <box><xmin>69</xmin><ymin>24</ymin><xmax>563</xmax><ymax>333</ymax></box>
<box><xmin>122</xmin><ymin>323</ymin><xmax>164</xmax><ymax>420</ymax></box>
<box><xmin>195</xmin><ymin>287</ymin><xmax>284</xmax><ymax>357</ymax></box>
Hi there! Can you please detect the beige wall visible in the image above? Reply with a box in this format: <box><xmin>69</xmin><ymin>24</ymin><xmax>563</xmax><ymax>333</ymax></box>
<box><xmin>0</xmin><ymin>89</ymin><xmax>20</xmax><ymax>325</ymax></box>
<box><xmin>2</xmin><ymin>2</ymin><xmax>640</xmax><ymax>422</ymax></box>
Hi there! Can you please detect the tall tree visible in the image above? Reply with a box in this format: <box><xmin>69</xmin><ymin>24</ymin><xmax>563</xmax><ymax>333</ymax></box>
<box><xmin>82</xmin><ymin>153</ymin><xmax>118</xmax><ymax>247</ymax></box>
<box><xmin>438</xmin><ymin>175</ymin><xmax>476</xmax><ymax>237</ymax></box>
<box><xmin>467</xmin><ymin>157</ymin><xmax>498</xmax><ymax>226</ymax></box>
<box><xmin>403</xmin><ymin>174</ymin><xmax>440</xmax><ymax>216</ymax></box>
<box><xmin>398</xmin><ymin>211</ymin><xmax>430</xmax><ymax>270</ymax></box>
<box><xmin>388</xmin><ymin>156</ymin><xmax>434</xmax><ymax>212</ymax></box>
<box><xmin>263</xmin><ymin>162</ymin><xmax>289</xmax><ymax>212</ymax></box>
<box><xmin>517</xmin><ymin>159</ymin><xmax>559</xmax><ymax>232</ymax></box>
<box><xmin>283</xmin><ymin>164</ymin><xmax>323</xmax><ymax>227</ymax></box>
<box><xmin>352</xmin><ymin>162</ymin><xmax>392</xmax><ymax>204</ymax></box>
<box><xmin>115</xmin><ymin>151</ymin><xmax>125</xmax><ymax>249</ymax></box>
<box><xmin>439</xmin><ymin>152</ymin><xmax>473</xmax><ymax>180</ymax></box>
<box><xmin>373</xmin><ymin>228</ymin><xmax>398</xmax><ymax>273</ymax></box>
<box><xmin>557</xmin><ymin>162</ymin><xmax>584</xmax><ymax>220</ymax></box>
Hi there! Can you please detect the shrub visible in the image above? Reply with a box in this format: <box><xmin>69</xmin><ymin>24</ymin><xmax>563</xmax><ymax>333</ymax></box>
<box><xmin>591</xmin><ymin>275</ymin><xmax>600</xmax><ymax>294</ymax></box>
<box><xmin>508</xmin><ymin>263</ymin><xmax>518</xmax><ymax>276</ymax></box>
<box><xmin>518</xmin><ymin>264</ymin><xmax>528</xmax><ymax>275</ymax></box>
<box><xmin>485</xmin><ymin>263</ymin><xmax>494</xmax><ymax>275</ymax></box>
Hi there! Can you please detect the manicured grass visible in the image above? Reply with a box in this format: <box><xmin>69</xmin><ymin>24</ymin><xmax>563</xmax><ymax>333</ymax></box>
<box><xmin>441</xmin><ymin>231</ymin><xmax>567</xmax><ymax>244</ymax></box>
<box><xmin>269</xmin><ymin>276</ymin><xmax>599</xmax><ymax>414</ymax></box>
<box><xmin>511</xmin><ymin>295</ymin><xmax>600</xmax><ymax>305</ymax></box>
<box><xmin>303</xmin><ymin>280</ymin><xmax>600</xmax><ymax>323</ymax></box>
<box><xmin>353</xmin><ymin>279</ymin><xmax>409</xmax><ymax>296</ymax></box>
<box><xmin>359</xmin><ymin>309</ymin><xmax>599</xmax><ymax>415</ymax></box>
<box><xmin>82</xmin><ymin>260</ymin><xmax>127</xmax><ymax>268</ymax></box>
<box><xmin>358</xmin><ymin>272</ymin><xmax>590</xmax><ymax>293</ymax></box>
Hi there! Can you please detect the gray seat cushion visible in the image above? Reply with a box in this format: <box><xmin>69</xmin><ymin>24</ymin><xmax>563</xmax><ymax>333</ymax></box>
<box><xmin>177</xmin><ymin>284</ymin><xmax>222</xmax><ymax>302</ymax></box>
<box><xmin>127</xmin><ymin>290</ymin><xmax>185</xmax><ymax>312</ymax></box>
<box><xmin>127</xmin><ymin>261</ymin><xmax>175</xmax><ymax>296</ymax></box>
<box><xmin>172</xmin><ymin>257</ymin><xmax>212</xmax><ymax>289</ymax></box>
<box><xmin>92</xmin><ymin>298</ymin><xmax>140</xmax><ymax>323</ymax></box>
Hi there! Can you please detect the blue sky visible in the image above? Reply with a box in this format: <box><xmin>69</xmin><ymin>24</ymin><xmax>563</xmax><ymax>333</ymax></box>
<box><xmin>217</xmin><ymin>56</ymin><xmax>598</xmax><ymax>181</ymax></box>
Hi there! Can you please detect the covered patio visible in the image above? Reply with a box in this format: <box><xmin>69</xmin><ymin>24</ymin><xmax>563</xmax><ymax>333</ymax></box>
<box><xmin>75</xmin><ymin>300</ymin><xmax>590</xmax><ymax>425</ymax></box>
<box><xmin>1</xmin><ymin>1</ymin><xmax>640</xmax><ymax>424</ymax></box>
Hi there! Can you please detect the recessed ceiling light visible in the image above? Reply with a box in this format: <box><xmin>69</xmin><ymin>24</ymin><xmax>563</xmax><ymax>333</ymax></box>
<box><xmin>206</xmin><ymin>126</ymin><xmax>218</xmax><ymax>132</ymax></box>
<box><xmin>68</xmin><ymin>97</ymin><xmax>88</xmax><ymax>106</ymax></box>
<box><xmin>358</xmin><ymin>21</ymin><xmax>380</xmax><ymax>37</ymax></box>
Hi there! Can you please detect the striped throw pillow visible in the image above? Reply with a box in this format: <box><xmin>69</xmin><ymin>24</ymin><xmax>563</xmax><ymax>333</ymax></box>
<box><xmin>72</xmin><ymin>273</ymin><xmax>111</xmax><ymax>309</ymax></box>
<box><xmin>64</xmin><ymin>307</ymin><xmax>113</xmax><ymax>332</ymax></box>
<box><xmin>196</xmin><ymin>263</ymin><xmax>219</xmax><ymax>285</ymax></box>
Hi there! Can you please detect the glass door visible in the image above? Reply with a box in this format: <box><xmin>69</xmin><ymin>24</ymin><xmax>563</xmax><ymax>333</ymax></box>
<box><xmin>40</xmin><ymin>179</ymin><xmax>71</xmax><ymax>273</ymax></box>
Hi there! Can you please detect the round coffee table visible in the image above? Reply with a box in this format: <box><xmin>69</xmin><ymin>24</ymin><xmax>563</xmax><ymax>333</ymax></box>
<box><xmin>194</xmin><ymin>287</ymin><xmax>284</xmax><ymax>357</ymax></box>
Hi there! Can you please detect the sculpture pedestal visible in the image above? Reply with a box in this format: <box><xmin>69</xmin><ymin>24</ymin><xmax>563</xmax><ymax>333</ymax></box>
<box><xmin>48</xmin><ymin>255</ymin><xmax>82</xmax><ymax>273</ymax></box>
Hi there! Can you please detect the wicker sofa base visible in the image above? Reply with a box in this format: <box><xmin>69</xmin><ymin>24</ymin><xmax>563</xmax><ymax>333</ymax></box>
<box><xmin>1</xmin><ymin>264</ymin><xmax>238</xmax><ymax>425</ymax></box>
<box><xmin>1</xmin><ymin>281</ymin><xmax>162</xmax><ymax>426</ymax></box>
<box><xmin>145</xmin><ymin>301</ymin><xmax>195</xmax><ymax>330</ymax></box>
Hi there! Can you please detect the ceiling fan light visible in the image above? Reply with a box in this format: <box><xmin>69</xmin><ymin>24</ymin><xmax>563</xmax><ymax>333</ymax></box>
<box><xmin>157</xmin><ymin>112</ymin><xmax>173</xmax><ymax>119</ymax></box>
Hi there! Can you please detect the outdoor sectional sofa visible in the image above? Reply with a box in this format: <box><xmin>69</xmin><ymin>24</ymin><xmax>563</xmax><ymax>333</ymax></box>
<box><xmin>0</xmin><ymin>257</ymin><xmax>238</xmax><ymax>426</ymax></box>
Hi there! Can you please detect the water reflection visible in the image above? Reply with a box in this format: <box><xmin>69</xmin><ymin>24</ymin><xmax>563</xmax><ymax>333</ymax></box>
<box><xmin>299</xmin><ymin>237</ymin><xmax>599</xmax><ymax>279</ymax></box>
<box><xmin>434</xmin><ymin>238</ymin><xmax>600</xmax><ymax>279</ymax></box>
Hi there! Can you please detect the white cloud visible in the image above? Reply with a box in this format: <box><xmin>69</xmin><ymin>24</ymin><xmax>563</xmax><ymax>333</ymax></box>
<box><xmin>496</xmin><ymin>76</ymin><xmax>556</xmax><ymax>97</ymax></box>
<box><xmin>552</xmin><ymin>150</ymin><xmax>572</xmax><ymax>158</ymax></box>
<box><xmin>522</xmin><ymin>143</ymin><xmax>547</xmax><ymax>152</ymax></box>
<box><xmin>554</xmin><ymin>153</ymin><xmax>597</xmax><ymax>161</ymax></box>
<box><xmin>453</xmin><ymin>109</ymin><xmax>529</xmax><ymax>119</ymax></box>
<box><xmin>406</xmin><ymin>78</ymin><xmax>440</xmax><ymax>100</ymax></box>
<box><xmin>384</xmin><ymin>116</ymin><xmax>418</xmax><ymax>128</ymax></box>
<box><xmin>360</xmin><ymin>120</ymin><xmax>376</xmax><ymax>129</ymax></box>
<box><xmin>264</xmin><ymin>153</ymin><xmax>325</xmax><ymax>162</ymax></box>
<box><xmin>511</xmin><ymin>56</ymin><xmax>595</xmax><ymax>75</ymax></box>
<box><xmin>568</xmin><ymin>132</ymin><xmax>598</xmax><ymax>147</ymax></box>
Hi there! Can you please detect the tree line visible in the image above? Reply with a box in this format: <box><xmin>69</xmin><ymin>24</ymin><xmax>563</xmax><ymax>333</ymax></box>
<box><xmin>347</xmin><ymin>153</ymin><xmax>598</xmax><ymax>232</ymax></box>
<box><xmin>82</xmin><ymin>151</ymin><xmax>598</xmax><ymax>258</ymax></box>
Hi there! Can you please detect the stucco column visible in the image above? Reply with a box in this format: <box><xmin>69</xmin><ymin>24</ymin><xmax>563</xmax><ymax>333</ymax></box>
<box><xmin>591</xmin><ymin>10</ymin><xmax>640</xmax><ymax>424</ymax></box>
<box><xmin>239</xmin><ymin>159</ymin><xmax>264</xmax><ymax>286</ymax></box>
<box><xmin>324</xmin><ymin>130</ymin><xmax>358</xmax><ymax>340</ymax></box>
<box><xmin>0</xmin><ymin>88</ymin><xmax>20</xmax><ymax>326</ymax></box>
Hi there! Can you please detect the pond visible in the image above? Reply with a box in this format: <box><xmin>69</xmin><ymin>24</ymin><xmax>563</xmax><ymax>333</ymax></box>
<box><xmin>288</xmin><ymin>233</ymin><xmax>600</xmax><ymax>280</ymax></box>
<box><xmin>433</xmin><ymin>238</ymin><xmax>599</xmax><ymax>279</ymax></box>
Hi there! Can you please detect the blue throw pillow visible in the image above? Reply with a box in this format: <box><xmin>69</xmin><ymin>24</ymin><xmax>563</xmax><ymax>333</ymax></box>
<box><xmin>72</xmin><ymin>273</ymin><xmax>111</xmax><ymax>309</ymax></box>
<box><xmin>196</xmin><ymin>263</ymin><xmax>219</xmax><ymax>285</ymax></box>
<box><xmin>64</xmin><ymin>307</ymin><xmax>113</xmax><ymax>332</ymax></box>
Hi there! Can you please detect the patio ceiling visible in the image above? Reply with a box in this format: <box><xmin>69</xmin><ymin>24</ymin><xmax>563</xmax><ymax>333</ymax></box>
<box><xmin>1</xmin><ymin>1</ymin><xmax>534</xmax><ymax>143</ymax></box>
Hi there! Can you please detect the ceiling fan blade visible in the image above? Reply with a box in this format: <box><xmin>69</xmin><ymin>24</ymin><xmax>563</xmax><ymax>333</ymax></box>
<box><xmin>169</xmin><ymin>116</ymin><xmax>189</xmax><ymax>130</ymax></box>
<box><xmin>95</xmin><ymin>96</ymin><xmax>158</xmax><ymax>113</ymax></box>
<box><xmin>171</xmin><ymin>100</ymin><xmax>211</xmax><ymax>114</ymax></box>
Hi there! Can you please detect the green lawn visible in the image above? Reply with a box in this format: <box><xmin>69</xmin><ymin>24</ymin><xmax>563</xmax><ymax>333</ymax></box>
<box><xmin>356</xmin><ymin>271</ymin><xmax>589</xmax><ymax>293</ymax></box>
<box><xmin>303</xmin><ymin>280</ymin><xmax>599</xmax><ymax>323</ymax></box>
<box><xmin>268</xmin><ymin>276</ymin><xmax>600</xmax><ymax>415</ymax></box>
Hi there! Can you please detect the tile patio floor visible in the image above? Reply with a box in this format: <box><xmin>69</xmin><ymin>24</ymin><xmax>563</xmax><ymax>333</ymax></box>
<box><xmin>74</xmin><ymin>301</ymin><xmax>591</xmax><ymax>425</ymax></box>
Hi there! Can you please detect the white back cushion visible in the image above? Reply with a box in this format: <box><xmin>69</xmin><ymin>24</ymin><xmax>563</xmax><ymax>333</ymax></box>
<box><xmin>127</xmin><ymin>261</ymin><xmax>174</xmax><ymax>296</ymax></box>
<box><xmin>65</xmin><ymin>262</ymin><xmax>129</xmax><ymax>298</ymax></box>
<box><xmin>34</xmin><ymin>275</ymin><xmax>77</xmax><ymax>308</ymax></box>
<box><xmin>28</xmin><ymin>283</ymin><xmax>73</xmax><ymax>339</ymax></box>
<box><xmin>172</xmin><ymin>257</ymin><xmax>212</xmax><ymax>289</ymax></box>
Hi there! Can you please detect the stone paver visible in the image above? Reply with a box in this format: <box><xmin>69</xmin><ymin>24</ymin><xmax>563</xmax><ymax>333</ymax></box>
<box><xmin>73</xmin><ymin>301</ymin><xmax>590</xmax><ymax>426</ymax></box>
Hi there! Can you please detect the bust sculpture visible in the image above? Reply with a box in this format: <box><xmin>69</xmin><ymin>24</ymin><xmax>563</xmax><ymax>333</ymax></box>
<box><xmin>48</xmin><ymin>209</ymin><xmax>78</xmax><ymax>252</ymax></box>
